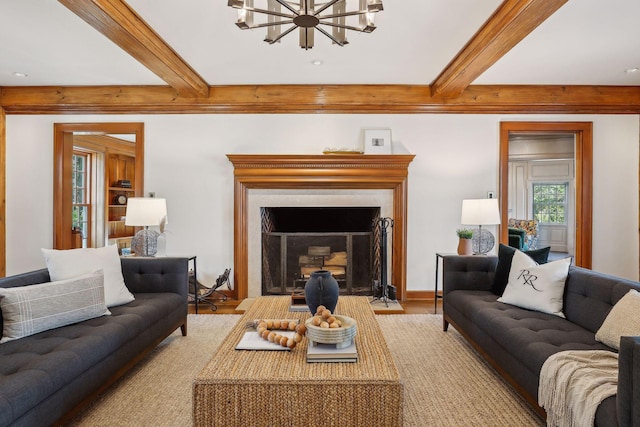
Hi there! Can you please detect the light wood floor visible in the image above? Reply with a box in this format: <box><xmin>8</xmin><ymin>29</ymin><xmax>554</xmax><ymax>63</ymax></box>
<box><xmin>188</xmin><ymin>298</ymin><xmax>441</xmax><ymax>315</ymax></box>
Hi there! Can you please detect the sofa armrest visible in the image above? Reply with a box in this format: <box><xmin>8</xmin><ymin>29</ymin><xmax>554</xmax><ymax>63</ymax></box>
<box><xmin>120</xmin><ymin>257</ymin><xmax>188</xmax><ymax>300</ymax></box>
<box><xmin>508</xmin><ymin>233</ymin><xmax>523</xmax><ymax>250</ymax></box>
<box><xmin>508</xmin><ymin>227</ymin><xmax>526</xmax><ymax>238</ymax></box>
<box><xmin>442</xmin><ymin>255</ymin><xmax>497</xmax><ymax>296</ymax></box>
<box><xmin>0</xmin><ymin>268</ymin><xmax>51</xmax><ymax>289</ymax></box>
<box><xmin>618</xmin><ymin>336</ymin><xmax>640</xmax><ymax>427</ymax></box>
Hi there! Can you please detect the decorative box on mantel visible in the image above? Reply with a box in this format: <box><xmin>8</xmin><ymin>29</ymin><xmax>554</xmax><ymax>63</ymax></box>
<box><xmin>226</xmin><ymin>154</ymin><xmax>415</xmax><ymax>302</ymax></box>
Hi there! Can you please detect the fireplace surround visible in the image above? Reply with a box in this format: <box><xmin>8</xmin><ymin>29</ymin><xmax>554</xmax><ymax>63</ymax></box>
<box><xmin>227</xmin><ymin>154</ymin><xmax>415</xmax><ymax>301</ymax></box>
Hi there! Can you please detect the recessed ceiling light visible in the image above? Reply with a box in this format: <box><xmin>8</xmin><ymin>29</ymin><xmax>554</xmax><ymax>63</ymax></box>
<box><xmin>311</xmin><ymin>60</ymin><xmax>323</xmax><ymax>66</ymax></box>
<box><xmin>12</xmin><ymin>72</ymin><xmax>28</xmax><ymax>78</ymax></box>
<box><xmin>625</xmin><ymin>67</ymin><xmax>639</xmax><ymax>73</ymax></box>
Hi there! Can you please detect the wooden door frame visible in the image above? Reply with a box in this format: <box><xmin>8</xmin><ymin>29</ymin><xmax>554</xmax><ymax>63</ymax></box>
<box><xmin>499</xmin><ymin>121</ymin><xmax>592</xmax><ymax>268</ymax></box>
<box><xmin>53</xmin><ymin>122</ymin><xmax>144</xmax><ymax>249</ymax></box>
<box><xmin>0</xmin><ymin>107</ymin><xmax>5</xmax><ymax>277</ymax></box>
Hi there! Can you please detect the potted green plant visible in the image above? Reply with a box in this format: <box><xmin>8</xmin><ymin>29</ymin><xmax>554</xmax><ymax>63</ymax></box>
<box><xmin>456</xmin><ymin>228</ymin><xmax>474</xmax><ymax>255</ymax></box>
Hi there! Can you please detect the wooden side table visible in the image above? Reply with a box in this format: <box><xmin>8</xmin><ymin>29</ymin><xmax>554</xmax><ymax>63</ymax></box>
<box><xmin>434</xmin><ymin>253</ymin><xmax>458</xmax><ymax>314</ymax></box>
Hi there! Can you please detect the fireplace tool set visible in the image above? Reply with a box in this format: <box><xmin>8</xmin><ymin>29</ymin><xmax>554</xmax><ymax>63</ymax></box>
<box><xmin>371</xmin><ymin>217</ymin><xmax>396</xmax><ymax>307</ymax></box>
<box><xmin>188</xmin><ymin>268</ymin><xmax>231</xmax><ymax>311</ymax></box>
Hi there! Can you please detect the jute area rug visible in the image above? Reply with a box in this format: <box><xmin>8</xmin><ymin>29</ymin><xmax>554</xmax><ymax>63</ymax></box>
<box><xmin>70</xmin><ymin>314</ymin><xmax>543</xmax><ymax>426</ymax></box>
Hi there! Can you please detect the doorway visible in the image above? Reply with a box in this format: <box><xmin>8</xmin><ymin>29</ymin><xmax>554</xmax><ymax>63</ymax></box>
<box><xmin>53</xmin><ymin>123</ymin><xmax>144</xmax><ymax>250</ymax></box>
<box><xmin>499</xmin><ymin>122</ymin><xmax>593</xmax><ymax>268</ymax></box>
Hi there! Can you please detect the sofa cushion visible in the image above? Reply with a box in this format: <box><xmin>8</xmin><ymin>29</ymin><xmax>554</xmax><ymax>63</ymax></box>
<box><xmin>491</xmin><ymin>243</ymin><xmax>550</xmax><ymax>295</ymax></box>
<box><xmin>498</xmin><ymin>251</ymin><xmax>571</xmax><ymax>318</ymax></box>
<box><xmin>0</xmin><ymin>271</ymin><xmax>110</xmax><ymax>343</ymax></box>
<box><xmin>596</xmin><ymin>289</ymin><xmax>640</xmax><ymax>350</ymax></box>
<box><xmin>42</xmin><ymin>245</ymin><xmax>134</xmax><ymax>307</ymax></box>
<box><xmin>0</xmin><ymin>291</ymin><xmax>183</xmax><ymax>425</ymax></box>
<box><xmin>447</xmin><ymin>289</ymin><xmax>612</xmax><ymax>376</ymax></box>
<box><xmin>563</xmin><ymin>267</ymin><xmax>640</xmax><ymax>334</ymax></box>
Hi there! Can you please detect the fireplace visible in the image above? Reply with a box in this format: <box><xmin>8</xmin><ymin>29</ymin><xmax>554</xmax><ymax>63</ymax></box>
<box><xmin>261</xmin><ymin>207</ymin><xmax>380</xmax><ymax>296</ymax></box>
<box><xmin>227</xmin><ymin>154</ymin><xmax>415</xmax><ymax>301</ymax></box>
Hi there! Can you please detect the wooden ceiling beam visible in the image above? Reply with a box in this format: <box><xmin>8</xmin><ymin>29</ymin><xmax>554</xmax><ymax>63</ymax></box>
<box><xmin>58</xmin><ymin>0</ymin><xmax>209</xmax><ymax>98</ymax></box>
<box><xmin>431</xmin><ymin>0</ymin><xmax>568</xmax><ymax>99</ymax></box>
<box><xmin>2</xmin><ymin>84</ymin><xmax>639</xmax><ymax>114</ymax></box>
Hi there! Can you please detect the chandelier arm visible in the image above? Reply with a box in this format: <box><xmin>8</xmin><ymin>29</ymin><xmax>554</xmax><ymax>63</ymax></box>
<box><xmin>241</xmin><ymin>6</ymin><xmax>295</xmax><ymax>19</ymax></box>
<box><xmin>320</xmin><ymin>10</ymin><xmax>370</xmax><ymax>19</ymax></box>
<box><xmin>319</xmin><ymin>21</ymin><xmax>366</xmax><ymax>32</ymax></box>
<box><xmin>314</xmin><ymin>25</ymin><xmax>345</xmax><ymax>46</ymax></box>
<box><xmin>274</xmin><ymin>0</ymin><xmax>300</xmax><ymax>15</ymax></box>
<box><xmin>312</xmin><ymin>0</ymin><xmax>342</xmax><ymax>16</ymax></box>
<box><xmin>267</xmin><ymin>24</ymin><xmax>298</xmax><ymax>44</ymax></box>
<box><xmin>246</xmin><ymin>20</ymin><xmax>295</xmax><ymax>29</ymax></box>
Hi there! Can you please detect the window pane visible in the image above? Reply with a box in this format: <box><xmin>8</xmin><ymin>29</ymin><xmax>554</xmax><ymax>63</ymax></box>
<box><xmin>72</xmin><ymin>152</ymin><xmax>91</xmax><ymax>248</ymax></box>
<box><xmin>533</xmin><ymin>183</ymin><xmax>568</xmax><ymax>225</ymax></box>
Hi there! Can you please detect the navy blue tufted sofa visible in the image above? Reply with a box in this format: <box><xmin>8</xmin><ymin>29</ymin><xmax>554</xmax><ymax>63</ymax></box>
<box><xmin>443</xmin><ymin>255</ymin><xmax>640</xmax><ymax>427</ymax></box>
<box><xmin>0</xmin><ymin>256</ymin><xmax>188</xmax><ymax>427</ymax></box>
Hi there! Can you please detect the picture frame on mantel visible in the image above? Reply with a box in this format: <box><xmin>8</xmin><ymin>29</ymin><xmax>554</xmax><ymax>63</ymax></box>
<box><xmin>363</xmin><ymin>129</ymin><xmax>393</xmax><ymax>154</ymax></box>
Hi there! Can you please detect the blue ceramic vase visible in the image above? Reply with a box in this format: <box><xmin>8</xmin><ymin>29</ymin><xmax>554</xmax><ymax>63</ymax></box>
<box><xmin>304</xmin><ymin>270</ymin><xmax>339</xmax><ymax>314</ymax></box>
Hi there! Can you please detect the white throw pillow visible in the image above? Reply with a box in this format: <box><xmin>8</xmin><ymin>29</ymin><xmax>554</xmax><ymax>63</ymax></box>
<box><xmin>0</xmin><ymin>271</ymin><xmax>110</xmax><ymax>343</ymax></box>
<box><xmin>498</xmin><ymin>250</ymin><xmax>571</xmax><ymax>318</ymax></box>
<box><xmin>41</xmin><ymin>245</ymin><xmax>134</xmax><ymax>307</ymax></box>
<box><xmin>596</xmin><ymin>289</ymin><xmax>640</xmax><ymax>350</ymax></box>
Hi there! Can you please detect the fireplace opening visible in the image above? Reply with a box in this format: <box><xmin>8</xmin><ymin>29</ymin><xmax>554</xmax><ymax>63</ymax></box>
<box><xmin>261</xmin><ymin>207</ymin><xmax>380</xmax><ymax>296</ymax></box>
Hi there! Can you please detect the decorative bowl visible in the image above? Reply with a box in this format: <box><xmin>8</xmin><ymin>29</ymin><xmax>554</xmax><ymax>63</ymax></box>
<box><xmin>305</xmin><ymin>315</ymin><xmax>357</xmax><ymax>344</ymax></box>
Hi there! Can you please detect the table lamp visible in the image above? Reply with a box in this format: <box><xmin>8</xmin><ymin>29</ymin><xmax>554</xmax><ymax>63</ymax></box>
<box><xmin>461</xmin><ymin>198</ymin><xmax>501</xmax><ymax>254</ymax></box>
<box><xmin>125</xmin><ymin>197</ymin><xmax>167</xmax><ymax>256</ymax></box>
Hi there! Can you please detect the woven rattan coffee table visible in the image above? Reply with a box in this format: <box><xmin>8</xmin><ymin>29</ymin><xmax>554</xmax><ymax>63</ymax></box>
<box><xmin>193</xmin><ymin>296</ymin><xmax>403</xmax><ymax>426</ymax></box>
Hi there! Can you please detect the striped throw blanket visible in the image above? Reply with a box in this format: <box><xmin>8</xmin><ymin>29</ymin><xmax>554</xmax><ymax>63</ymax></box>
<box><xmin>538</xmin><ymin>350</ymin><xmax>618</xmax><ymax>427</ymax></box>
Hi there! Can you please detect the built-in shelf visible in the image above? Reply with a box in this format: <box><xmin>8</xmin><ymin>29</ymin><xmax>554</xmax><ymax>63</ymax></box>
<box><xmin>108</xmin><ymin>186</ymin><xmax>136</xmax><ymax>192</ymax></box>
<box><xmin>110</xmin><ymin>235</ymin><xmax>134</xmax><ymax>240</ymax></box>
<box><xmin>106</xmin><ymin>153</ymin><xmax>137</xmax><ymax>251</ymax></box>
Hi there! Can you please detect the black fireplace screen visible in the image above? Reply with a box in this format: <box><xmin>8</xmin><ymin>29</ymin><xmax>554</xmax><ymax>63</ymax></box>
<box><xmin>261</xmin><ymin>207</ymin><xmax>380</xmax><ymax>296</ymax></box>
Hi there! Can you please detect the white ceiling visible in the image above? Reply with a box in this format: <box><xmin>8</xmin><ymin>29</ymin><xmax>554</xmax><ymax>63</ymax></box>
<box><xmin>0</xmin><ymin>0</ymin><xmax>639</xmax><ymax>87</ymax></box>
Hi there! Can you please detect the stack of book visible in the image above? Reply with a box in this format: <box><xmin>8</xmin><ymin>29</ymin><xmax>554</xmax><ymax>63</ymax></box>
<box><xmin>289</xmin><ymin>292</ymin><xmax>309</xmax><ymax>312</ymax></box>
<box><xmin>306</xmin><ymin>339</ymin><xmax>357</xmax><ymax>363</ymax></box>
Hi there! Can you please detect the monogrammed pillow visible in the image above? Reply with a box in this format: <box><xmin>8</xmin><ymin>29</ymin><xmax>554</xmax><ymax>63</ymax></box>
<box><xmin>498</xmin><ymin>249</ymin><xmax>571</xmax><ymax>318</ymax></box>
<box><xmin>491</xmin><ymin>243</ymin><xmax>551</xmax><ymax>295</ymax></box>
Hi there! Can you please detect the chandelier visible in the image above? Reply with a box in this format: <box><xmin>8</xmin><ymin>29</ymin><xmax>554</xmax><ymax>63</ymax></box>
<box><xmin>228</xmin><ymin>0</ymin><xmax>384</xmax><ymax>50</ymax></box>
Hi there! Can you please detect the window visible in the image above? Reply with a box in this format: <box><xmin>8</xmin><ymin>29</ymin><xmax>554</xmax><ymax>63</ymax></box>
<box><xmin>532</xmin><ymin>183</ymin><xmax>567</xmax><ymax>224</ymax></box>
<box><xmin>72</xmin><ymin>152</ymin><xmax>92</xmax><ymax>247</ymax></box>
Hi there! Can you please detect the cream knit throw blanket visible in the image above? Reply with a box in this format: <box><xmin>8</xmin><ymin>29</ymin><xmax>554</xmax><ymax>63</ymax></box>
<box><xmin>538</xmin><ymin>350</ymin><xmax>618</xmax><ymax>427</ymax></box>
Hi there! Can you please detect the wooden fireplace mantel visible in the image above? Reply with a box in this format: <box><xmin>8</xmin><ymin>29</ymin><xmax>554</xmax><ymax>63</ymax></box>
<box><xmin>227</xmin><ymin>154</ymin><xmax>415</xmax><ymax>301</ymax></box>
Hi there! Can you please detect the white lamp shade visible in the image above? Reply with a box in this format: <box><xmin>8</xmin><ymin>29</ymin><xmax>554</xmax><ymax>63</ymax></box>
<box><xmin>461</xmin><ymin>199</ymin><xmax>501</xmax><ymax>226</ymax></box>
<box><xmin>125</xmin><ymin>198</ymin><xmax>167</xmax><ymax>227</ymax></box>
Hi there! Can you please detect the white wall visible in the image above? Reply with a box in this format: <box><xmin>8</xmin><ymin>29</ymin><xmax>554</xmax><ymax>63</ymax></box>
<box><xmin>6</xmin><ymin>113</ymin><xmax>640</xmax><ymax>289</ymax></box>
